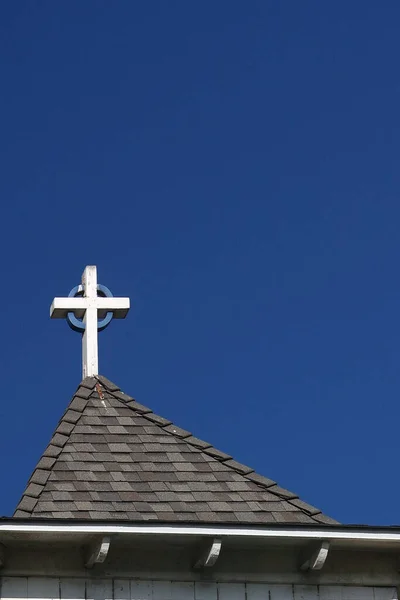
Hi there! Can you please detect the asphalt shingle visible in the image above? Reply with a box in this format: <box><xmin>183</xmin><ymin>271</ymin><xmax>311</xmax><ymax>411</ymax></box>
<box><xmin>13</xmin><ymin>375</ymin><xmax>338</xmax><ymax>525</ymax></box>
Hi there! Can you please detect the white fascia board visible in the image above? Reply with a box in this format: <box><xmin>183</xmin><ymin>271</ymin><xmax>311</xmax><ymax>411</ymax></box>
<box><xmin>2</xmin><ymin>523</ymin><xmax>400</xmax><ymax>543</ymax></box>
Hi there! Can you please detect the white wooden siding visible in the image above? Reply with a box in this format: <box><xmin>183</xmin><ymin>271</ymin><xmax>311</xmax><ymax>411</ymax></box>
<box><xmin>0</xmin><ymin>579</ymin><xmax>397</xmax><ymax>600</ymax></box>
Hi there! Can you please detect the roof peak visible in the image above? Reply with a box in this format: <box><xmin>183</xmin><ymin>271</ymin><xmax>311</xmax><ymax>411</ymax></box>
<box><xmin>14</xmin><ymin>375</ymin><xmax>338</xmax><ymax>525</ymax></box>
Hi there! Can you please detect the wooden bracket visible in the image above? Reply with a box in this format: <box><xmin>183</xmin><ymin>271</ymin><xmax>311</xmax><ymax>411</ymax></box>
<box><xmin>194</xmin><ymin>538</ymin><xmax>222</xmax><ymax>569</ymax></box>
<box><xmin>85</xmin><ymin>536</ymin><xmax>111</xmax><ymax>569</ymax></box>
<box><xmin>300</xmin><ymin>540</ymin><xmax>330</xmax><ymax>571</ymax></box>
<box><xmin>0</xmin><ymin>544</ymin><xmax>5</xmax><ymax>568</ymax></box>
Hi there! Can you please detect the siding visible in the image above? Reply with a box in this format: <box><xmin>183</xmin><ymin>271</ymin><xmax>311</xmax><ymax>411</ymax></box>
<box><xmin>0</xmin><ymin>579</ymin><xmax>397</xmax><ymax>600</ymax></box>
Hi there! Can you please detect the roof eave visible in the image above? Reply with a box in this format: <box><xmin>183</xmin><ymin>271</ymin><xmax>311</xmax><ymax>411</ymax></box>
<box><xmin>2</xmin><ymin>519</ymin><xmax>400</xmax><ymax>545</ymax></box>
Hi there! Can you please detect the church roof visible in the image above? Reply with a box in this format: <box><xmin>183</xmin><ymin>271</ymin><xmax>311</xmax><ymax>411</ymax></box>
<box><xmin>14</xmin><ymin>376</ymin><xmax>337</xmax><ymax>525</ymax></box>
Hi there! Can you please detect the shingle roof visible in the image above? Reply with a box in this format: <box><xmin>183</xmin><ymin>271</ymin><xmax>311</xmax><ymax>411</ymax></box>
<box><xmin>14</xmin><ymin>376</ymin><xmax>338</xmax><ymax>524</ymax></box>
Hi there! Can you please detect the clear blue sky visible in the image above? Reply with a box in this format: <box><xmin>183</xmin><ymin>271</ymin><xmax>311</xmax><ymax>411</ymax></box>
<box><xmin>0</xmin><ymin>1</ymin><xmax>399</xmax><ymax>525</ymax></box>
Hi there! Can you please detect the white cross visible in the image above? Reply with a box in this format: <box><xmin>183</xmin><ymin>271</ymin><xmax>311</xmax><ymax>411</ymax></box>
<box><xmin>50</xmin><ymin>266</ymin><xmax>130</xmax><ymax>378</ymax></box>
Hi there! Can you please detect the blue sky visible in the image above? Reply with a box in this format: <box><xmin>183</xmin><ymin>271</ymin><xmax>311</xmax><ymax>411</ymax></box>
<box><xmin>1</xmin><ymin>1</ymin><xmax>399</xmax><ymax>524</ymax></box>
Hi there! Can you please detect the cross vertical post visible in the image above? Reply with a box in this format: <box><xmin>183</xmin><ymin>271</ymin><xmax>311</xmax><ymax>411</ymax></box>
<box><xmin>82</xmin><ymin>266</ymin><xmax>99</xmax><ymax>378</ymax></box>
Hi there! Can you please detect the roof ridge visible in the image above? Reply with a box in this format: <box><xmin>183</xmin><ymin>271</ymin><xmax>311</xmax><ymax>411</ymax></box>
<box><xmin>14</xmin><ymin>378</ymin><xmax>99</xmax><ymax>517</ymax></box>
<box><xmin>95</xmin><ymin>376</ymin><xmax>333</xmax><ymax>525</ymax></box>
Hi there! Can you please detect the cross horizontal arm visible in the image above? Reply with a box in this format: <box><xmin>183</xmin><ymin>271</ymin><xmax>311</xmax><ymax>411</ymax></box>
<box><xmin>94</xmin><ymin>298</ymin><xmax>130</xmax><ymax>317</ymax></box>
<box><xmin>50</xmin><ymin>297</ymin><xmax>130</xmax><ymax>319</ymax></box>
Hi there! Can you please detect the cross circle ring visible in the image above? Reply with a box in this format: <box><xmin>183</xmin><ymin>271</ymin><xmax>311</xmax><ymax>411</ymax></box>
<box><xmin>66</xmin><ymin>284</ymin><xmax>114</xmax><ymax>333</ymax></box>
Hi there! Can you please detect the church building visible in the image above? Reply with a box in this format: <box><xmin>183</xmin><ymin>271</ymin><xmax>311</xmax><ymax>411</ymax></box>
<box><xmin>0</xmin><ymin>267</ymin><xmax>398</xmax><ymax>600</ymax></box>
